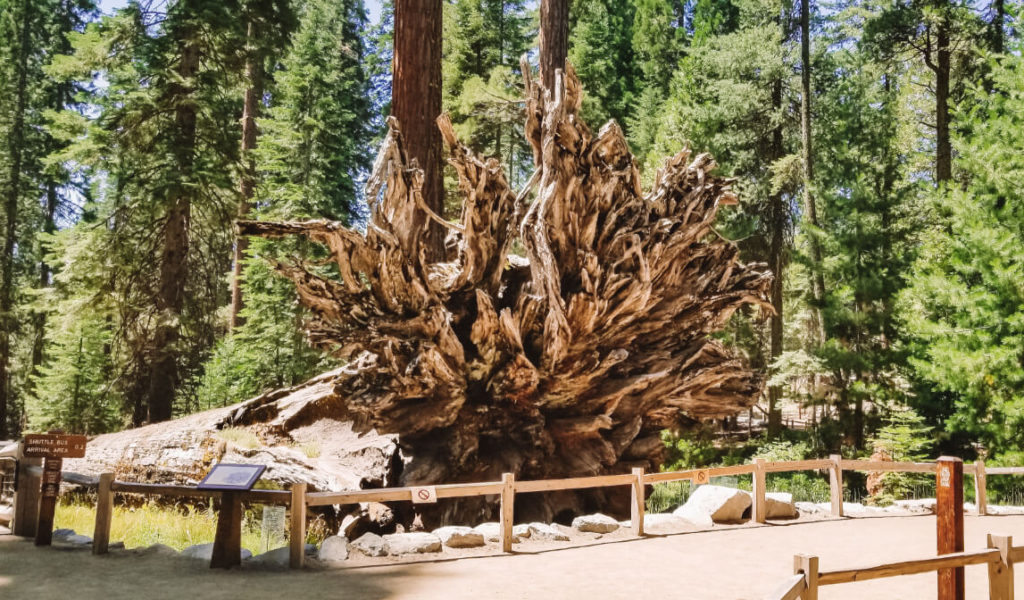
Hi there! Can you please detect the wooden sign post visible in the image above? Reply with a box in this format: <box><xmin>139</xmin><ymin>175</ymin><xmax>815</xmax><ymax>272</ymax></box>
<box><xmin>196</xmin><ymin>463</ymin><xmax>266</xmax><ymax>569</ymax></box>
<box><xmin>22</xmin><ymin>432</ymin><xmax>87</xmax><ymax>546</ymax></box>
<box><xmin>936</xmin><ymin>456</ymin><xmax>965</xmax><ymax>600</ymax></box>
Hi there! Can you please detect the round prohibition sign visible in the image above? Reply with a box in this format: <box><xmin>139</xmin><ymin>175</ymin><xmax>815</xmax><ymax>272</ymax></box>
<box><xmin>416</xmin><ymin>488</ymin><xmax>432</xmax><ymax>501</ymax></box>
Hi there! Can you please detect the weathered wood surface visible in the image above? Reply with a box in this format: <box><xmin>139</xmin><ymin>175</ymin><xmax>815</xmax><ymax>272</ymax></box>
<box><xmin>766</xmin><ymin>573</ymin><xmax>806</xmax><ymax>600</ymax></box>
<box><xmin>937</xmin><ymin>457</ymin><xmax>965</xmax><ymax>600</ymax></box>
<box><xmin>817</xmin><ymin>548</ymin><xmax>998</xmax><ymax>585</ymax></box>
<box><xmin>236</xmin><ymin>63</ymin><xmax>772</xmax><ymax>524</ymax></box>
<box><xmin>841</xmin><ymin>459</ymin><xmax>937</xmax><ymax>473</ymax></box>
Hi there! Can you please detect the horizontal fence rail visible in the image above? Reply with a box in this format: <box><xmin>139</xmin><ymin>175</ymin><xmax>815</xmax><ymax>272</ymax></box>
<box><xmin>7</xmin><ymin>443</ymin><xmax>1024</xmax><ymax>572</ymax></box>
<box><xmin>817</xmin><ymin>548</ymin><xmax>999</xmax><ymax>585</ymax></box>
<box><xmin>769</xmin><ymin>535</ymin><xmax>1018</xmax><ymax>600</ymax></box>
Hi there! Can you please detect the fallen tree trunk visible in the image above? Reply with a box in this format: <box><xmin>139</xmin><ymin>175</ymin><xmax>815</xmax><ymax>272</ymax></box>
<box><xmin>233</xmin><ymin>63</ymin><xmax>773</xmax><ymax>525</ymax></box>
<box><xmin>63</xmin><ymin>369</ymin><xmax>400</xmax><ymax>495</ymax></box>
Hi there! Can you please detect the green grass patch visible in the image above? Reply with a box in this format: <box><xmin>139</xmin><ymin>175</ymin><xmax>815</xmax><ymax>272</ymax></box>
<box><xmin>54</xmin><ymin>500</ymin><xmax>287</xmax><ymax>554</ymax></box>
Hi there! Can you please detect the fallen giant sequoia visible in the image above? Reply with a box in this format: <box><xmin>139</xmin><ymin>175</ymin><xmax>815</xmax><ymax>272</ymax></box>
<box><xmin>236</xmin><ymin>65</ymin><xmax>772</xmax><ymax>524</ymax></box>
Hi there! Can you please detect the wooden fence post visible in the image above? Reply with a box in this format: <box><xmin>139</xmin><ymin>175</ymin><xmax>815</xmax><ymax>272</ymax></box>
<box><xmin>936</xmin><ymin>456</ymin><xmax>965</xmax><ymax>600</ymax></box>
<box><xmin>11</xmin><ymin>444</ymin><xmax>41</xmax><ymax>537</ymax></box>
<box><xmin>210</xmin><ymin>491</ymin><xmax>243</xmax><ymax>569</ymax></box>
<box><xmin>829</xmin><ymin>454</ymin><xmax>844</xmax><ymax>518</ymax></box>
<box><xmin>987</xmin><ymin>534</ymin><xmax>1013</xmax><ymax>600</ymax></box>
<box><xmin>500</xmin><ymin>472</ymin><xmax>515</xmax><ymax>553</ymax></box>
<box><xmin>974</xmin><ymin>459</ymin><xmax>987</xmax><ymax>516</ymax></box>
<box><xmin>753</xmin><ymin>458</ymin><xmax>766</xmax><ymax>524</ymax></box>
<box><xmin>92</xmin><ymin>473</ymin><xmax>114</xmax><ymax>555</ymax></box>
<box><xmin>289</xmin><ymin>483</ymin><xmax>307</xmax><ymax>569</ymax></box>
<box><xmin>630</xmin><ymin>467</ymin><xmax>645</xmax><ymax>537</ymax></box>
<box><xmin>794</xmin><ymin>554</ymin><xmax>819</xmax><ymax>600</ymax></box>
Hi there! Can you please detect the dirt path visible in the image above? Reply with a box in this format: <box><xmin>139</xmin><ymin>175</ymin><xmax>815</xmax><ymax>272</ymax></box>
<box><xmin>4</xmin><ymin>515</ymin><xmax>1024</xmax><ymax>599</ymax></box>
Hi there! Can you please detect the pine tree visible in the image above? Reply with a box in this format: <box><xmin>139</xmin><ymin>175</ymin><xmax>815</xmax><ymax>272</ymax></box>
<box><xmin>811</xmin><ymin>28</ymin><xmax>917</xmax><ymax>448</ymax></box>
<box><xmin>197</xmin><ymin>0</ymin><xmax>374</xmax><ymax>408</ymax></box>
<box><xmin>651</xmin><ymin>0</ymin><xmax>800</xmax><ymax>436</ymax></box>
<box><xmin>34</xmin><ymin>0</ymin><xmax>244</xmax><ymax>426</ymax></box>
<box><xmin>864</xmin><ymin>1</ymin><xmax>985</xmax><ymax>184</ymax></box>
<box><xmin>627</xmin><ymin>0</ymin><xmax>687</xmax><ymax>163</ymax></box>
<box><xmin>229</xmin><ymin>0</ymin><xmax>294</xmax><ymax>329</ymax></box>
<box><xmin>900</xmin><ymin>48</ymin><xmax>1024</xmax><ymax>457</ymax></box>
<box><xmin>0</xmin><ymin>0</ymin><xmax>97</xmax><ymax>437</ymax></box>
<box><xmin>568</xmin><ymin>0</ymin><xmax>637</xmax><ymax>130</ymax></box>
<box><xmin>442</xmin><ymin>0</ymin><xmax>533</xmax><ymax>186</ymax></box>
<box><xmin>393</xmin><ymin>0</ymin><xmax>444</xmax><ymax>256</ymax></box>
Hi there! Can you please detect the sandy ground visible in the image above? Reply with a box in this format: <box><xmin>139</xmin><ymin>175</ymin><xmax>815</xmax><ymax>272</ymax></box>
<box><xmin>4</xmin><ymin>515</ymin><xmax>1024</xmax><ymax>599</ymax></box>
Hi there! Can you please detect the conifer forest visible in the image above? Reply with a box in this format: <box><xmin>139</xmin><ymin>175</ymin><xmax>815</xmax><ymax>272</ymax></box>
<box><xmin>2</xmin><ymin>0</ymin><xmax>1024</xmax><ymax>475</ymax></box>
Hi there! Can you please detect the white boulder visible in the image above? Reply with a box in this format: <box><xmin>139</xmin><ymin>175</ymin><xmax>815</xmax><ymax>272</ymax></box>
<box><xmin>318</xmin><ymin>535</ymin><xmax>349</xmax><ymax>562</ymax></box>
<box><xmin>571</xmin><ymin>513</ymin><xmax>620</xmax><ymax>534</ymax></box>
<box><xmin>472</xmin><ymin>522</ymin><xmax>522</xmax><ymax>543</ymax></box>
<box><xmin>765</xmin><ymin>492</ymin><xmax>799</xmax><ymax>519</ymax></box>
<box><xmin>673</xmin><ymin>485</ymin><xmax>751</xmax><ymax>526</ymax></box>
<box><xmin>349</xmin><ymin>532</ymin><xmax>388</xmax><ymax>557</ymax></box>
<box><xmin>249</xmin><ymin>546</ymin><xmax>291</xmax><ymax>567</ymax></box>
<box><xmin>383</xmin><ymin>532</ymin><xmax>442</xmax><ymax>555</ymax></box>
<box><xmin>525</xmin><ymin>523</ymin><xmax>569</xmax><ymax>541</ymax></box>
<box><xmin>181</xmin><ymin>542</ymin><xmax>252</xmax><ymax>561</ymax></box>
<box><xmin>432</xmin><ymin>526</ymin><xmax>485</xmax><ymax>548</ymax></box>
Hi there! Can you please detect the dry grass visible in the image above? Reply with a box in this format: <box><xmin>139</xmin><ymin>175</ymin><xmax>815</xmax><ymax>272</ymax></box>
<box><xmin>214</xmin><ymin>427</ymin><xmax>261</xmax><ymax>450</ymax></box>
<box><xmin>54</xmin><ymin>500</ymin><xmax>287</xmax><ymax>554</ymax></box>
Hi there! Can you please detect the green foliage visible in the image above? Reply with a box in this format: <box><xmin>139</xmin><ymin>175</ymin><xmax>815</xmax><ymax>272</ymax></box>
<box><xmin>569</xmin><ymin>0</ymin><xmax>637</xmax><ymax>129</ymax></box>
<box><xmin>258</xmin><ymin>0</ymin><xmax>372</xmax><ymax>221</ymax></box>
<box><xmin>442</xmin><ymin>0</ymin><xmax>533</xmax><ymax>187</ymax></box>
<box><xmin>195</xmin><ymin>0</ymin><xmax>371</xmax><ymax>410</ymax></box>
<box><xmin>900</xmin><ymin>48</ymin><xmax>1024</xmax><ymax>457</ymax></box>
<box><xmin>752</xmin><ymin>439</ymin><xmax>831</xmax><ymax>502</ymax></box>
<box><xmin>865</xmin><ymin>408</ymin><xmax>933</xmax><ymax>503</ymax></box>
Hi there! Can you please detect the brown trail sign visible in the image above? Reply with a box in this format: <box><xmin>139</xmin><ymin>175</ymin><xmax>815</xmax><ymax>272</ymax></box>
<box><xmin>23</xmin><ymin>433</ymin><xmax>87</xmax><ymax>460</ymax></box>
<box><xmin>23</xmin><ymin>432</ymin><xmax>87</xmax><ymax>546</ymax></box>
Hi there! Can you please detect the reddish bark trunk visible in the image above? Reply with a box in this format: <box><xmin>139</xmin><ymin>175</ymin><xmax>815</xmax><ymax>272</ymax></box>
<box><xmin>392</xmin><ymin>0</ymin><xmax>444</xmax><ymax>259</ymax></box>
<box><xmin>539</xmin><ymin>0</ymin><xmax>570</xmax><ymax>91</ymax></box>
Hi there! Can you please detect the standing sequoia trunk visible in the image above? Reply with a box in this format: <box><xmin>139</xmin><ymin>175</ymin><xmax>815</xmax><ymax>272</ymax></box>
<box><xmin>392</xmin><ymin>0</ymin><xmax>444</xmax><ymax>260</ymax></box>
<box><xmin>539</xmin><ymin>0</ymin><xmax>570</xmax><ymax>91</ymax></box>
<box><xmin>237</xmin><ymin>65</ymin><xmax>772</xmax><ymax>524</ymax></box>
<box><xmin>148</xmin><ymin>34</ymin><xmax>199</xmax><ymax>423</ymax></box>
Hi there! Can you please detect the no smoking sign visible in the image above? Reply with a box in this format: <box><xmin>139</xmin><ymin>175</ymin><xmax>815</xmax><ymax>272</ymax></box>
<box><xmin>411</xmin><ymin>486</ymin><xmax>438</xmax><ymax>504</ymax></box>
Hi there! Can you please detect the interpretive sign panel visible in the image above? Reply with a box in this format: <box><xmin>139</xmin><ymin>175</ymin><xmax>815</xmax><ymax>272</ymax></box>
<box><xmin>197</xmin><ymin>463</ymin><xmax>266</xmax><ymax>491</ymax></box>
<box><xmin>23</xmin><ymin>433</ymin><xmax>87</xmax><ymax>459</ymax></box>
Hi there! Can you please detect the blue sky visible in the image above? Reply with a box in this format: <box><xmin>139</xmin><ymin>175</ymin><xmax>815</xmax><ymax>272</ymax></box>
<box><xmin>97</xmin><ymin>0</ymin><xmax>384</xmax><ymax>24</ymax></box>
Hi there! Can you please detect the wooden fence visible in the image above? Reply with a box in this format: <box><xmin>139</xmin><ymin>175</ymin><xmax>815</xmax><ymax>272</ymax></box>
<box><xmin>766</xmin><ymin>534</ymin><xmax>1019</xmax><ymax>600</ymax></box>
<box><xmin>5</xmin><ymin>447</ymin><xmax>1024</xmax><ymax>570</ymax></box>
